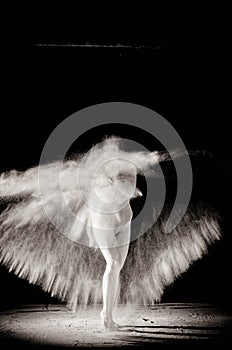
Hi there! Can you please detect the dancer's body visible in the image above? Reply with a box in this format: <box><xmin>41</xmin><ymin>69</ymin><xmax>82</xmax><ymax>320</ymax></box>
<box><xmin>91</xmin><ymin>161</ymin><xmax>137</xmax><ymax>330</ymax></box>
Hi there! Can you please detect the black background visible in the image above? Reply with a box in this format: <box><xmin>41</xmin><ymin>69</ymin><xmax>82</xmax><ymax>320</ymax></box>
<box><xmin>0</xmin><ymin>8</ymin><xmax>231</xmax><ymax>309</ymax></box>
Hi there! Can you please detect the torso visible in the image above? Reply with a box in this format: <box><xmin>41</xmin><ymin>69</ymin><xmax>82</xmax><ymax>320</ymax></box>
<box><xmin>89</xmin><ymin>203</ymin><xmax>133</xmax><ymax>231</ymax></box>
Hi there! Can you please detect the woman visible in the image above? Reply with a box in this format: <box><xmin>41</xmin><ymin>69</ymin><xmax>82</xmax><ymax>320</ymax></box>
<box><xmin>90</xmin><ymin>160</ymin><xmax>139</xmax><ymax>330</ymax></box>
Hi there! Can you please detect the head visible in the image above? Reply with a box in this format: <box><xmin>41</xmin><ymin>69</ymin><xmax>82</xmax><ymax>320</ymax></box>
<box><xmin>93</xmin><ymin>159</ymin><xmax>137</xmax><ymax>204</ymax></box>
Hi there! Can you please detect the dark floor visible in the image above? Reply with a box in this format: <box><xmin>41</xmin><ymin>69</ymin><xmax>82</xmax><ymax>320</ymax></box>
<box><xmin>0</xmin><ymin>303</ymin><xmax>231</xmax><ymax>349</ymax></box>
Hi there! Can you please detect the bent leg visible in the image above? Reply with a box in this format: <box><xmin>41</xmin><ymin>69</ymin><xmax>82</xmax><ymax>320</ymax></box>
<box><xmin>93</xmin><ymin>224</ymin><xmax>130</xmax><ymax>330</ymax></box>
<box><xmin>100</xmin><ymin>254</ymin><xmax>121</xmax><ymax>329</ymax></box>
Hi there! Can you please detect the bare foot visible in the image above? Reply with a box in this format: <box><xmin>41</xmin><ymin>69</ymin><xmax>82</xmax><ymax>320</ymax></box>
<box><xmin>100</xmin><ymin>311</ymin><xmax>119</xmax><ymax>331</ymax></box>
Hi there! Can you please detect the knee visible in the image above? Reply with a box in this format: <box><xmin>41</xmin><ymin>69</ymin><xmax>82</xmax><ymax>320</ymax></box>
<box><xmin>106</xmin><ymin>260</ymin><xmax>121</xmax><ymax>273</ymax></box>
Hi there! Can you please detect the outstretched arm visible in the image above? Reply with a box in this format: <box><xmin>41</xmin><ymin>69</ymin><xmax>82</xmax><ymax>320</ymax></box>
<box><xmin>128</xmin><ymin>149</ymin><xmax>187</xmax><ymax>174</ymax></box>
<box><xmin>127</xmin><ymin>151</ymin><xmax>161</xmax><ymax>175</ymax></box>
